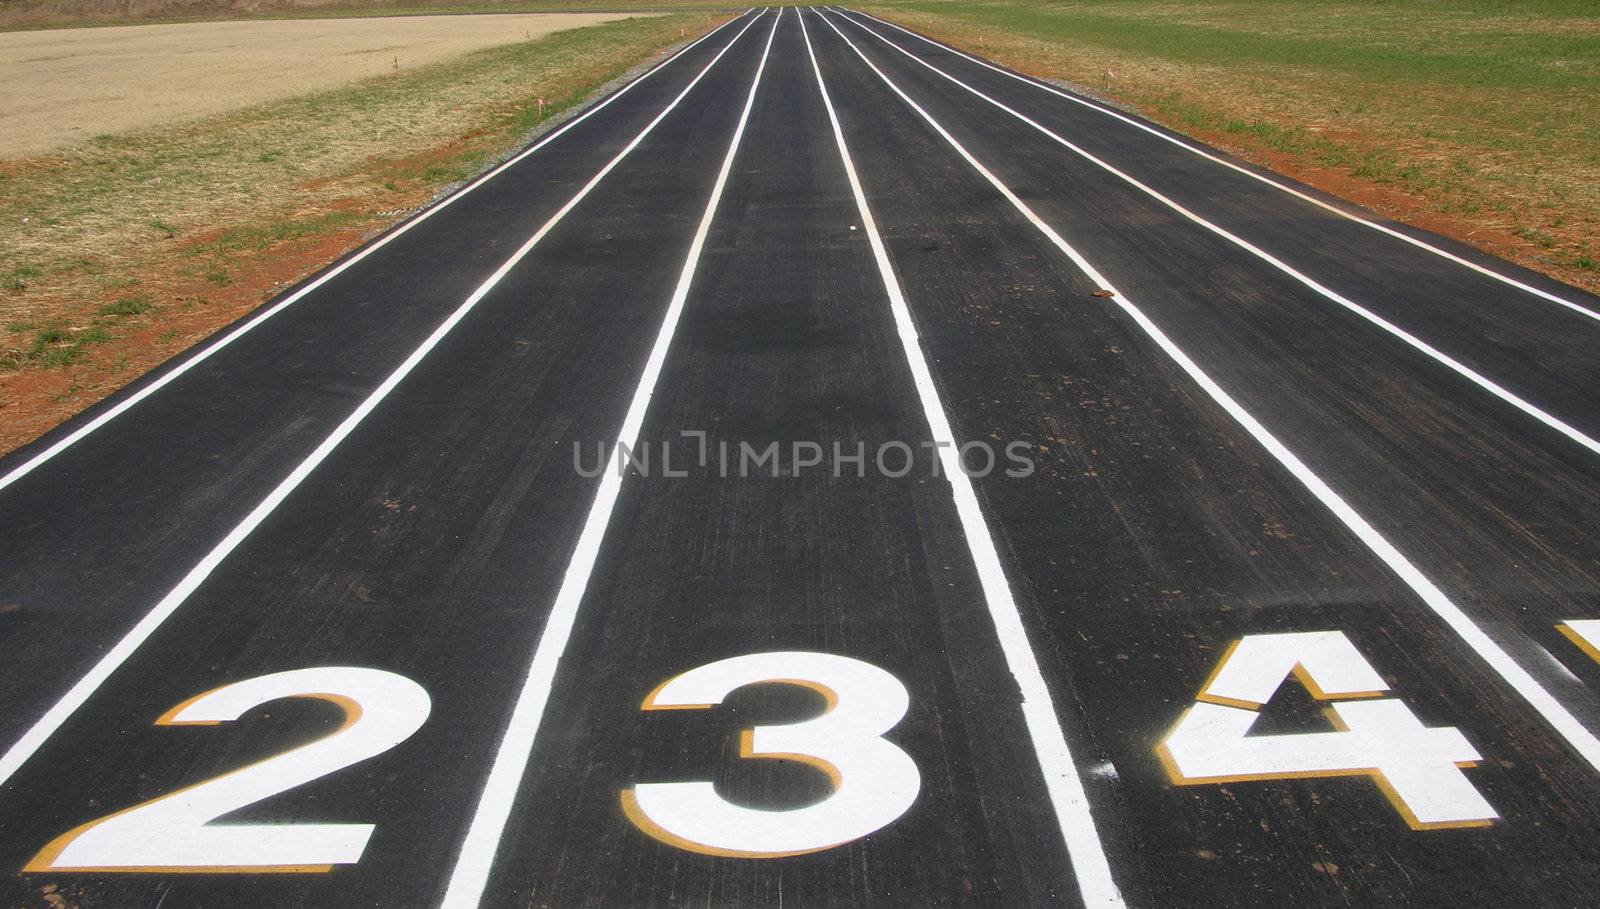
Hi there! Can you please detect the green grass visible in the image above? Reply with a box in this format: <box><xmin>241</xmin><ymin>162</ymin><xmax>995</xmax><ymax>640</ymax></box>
<box><xmin>98</xmin><ymin>293</ymin><xmax>153</xmax><ymax>316</ymax></box>
<box><xmin>1</xmin><ymin>11</ymin><xmax>721</xmax><ymax>388</ymax></box>
<box><xmin>202</xmin><ymin>213</ymin><xmax>371</xmax><ymax>255</ymax></box>
<box><xmin>1141</xmin><ymin>90</ymin><xmax>1479</xmax><ymax>206</ymax></box>
<box><xmin>2</xmin><ymin>322</ymin><xmax>106</xmax><ymax>370</ymax></box>
<box><xmin>0</xmin><ymin>288</ymin><xmax>152</xmax><ymax>369</ymax></box>
<box><xmin>877</xmin><ymin>0</ymin><xmax>1598</xmax><ymax>88</ymax></box>
<box><xmin>863</xmin><ymin>0</ymin><xmax>1599</xmax><ymax>288</ymax></box>
<box><xmin>3</xmin><ymin>265</ymin><xmax>42</xmax><ymax>291</ymax></box>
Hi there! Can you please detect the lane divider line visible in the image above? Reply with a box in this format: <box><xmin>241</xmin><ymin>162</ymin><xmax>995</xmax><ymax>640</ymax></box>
<box><xmin>838</xmin><ymin>6</ymin><xmax>1600</xmax><ymax>325</ymax></box>
<box><xmin>0</xmin><ymin>10</ymin><xmax>769</xmax><ymax>797</ymax></box>
<box><xmin>835</xmin><ymin>10</ymin><xmax>1600</xmax><ymax>460</ymax></box>
<box><xmin>801</xmin><ymin>10</ymin><xmax>1125</xmax><ymax>906</ymax></box>
<box><xmin>812</xmin><ymin>6</ymin><xmax>1600</xmax><ymax>778</ymax></box>
<box><xmin>0</xmin><ymin>10</ymin><xmax>752</xmax><ymax>497</ymax></box>
<box><xmin>437</xmin><ymin>11</ymin><xmax>782</xmax><ymax>908</ymax></box>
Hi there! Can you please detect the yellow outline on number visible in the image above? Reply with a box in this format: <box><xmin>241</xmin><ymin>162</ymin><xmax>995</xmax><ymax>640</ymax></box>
<box><xmin>1157</xmin><ymin>638</ymin><xmax>1491</xmax><ymax>832</ymax></box>
<box><xmin>24</xmin><ymin>688</ymin><xmax>362</xmax><ymax>875</ymax></box>
<box><xmin>1557</xmin><ymin>622</ymin><xmax>1600</xmax><ymax>667</ymax></box>
<box><xmin>622</xmin><ymin>676</ymin><xmax>845</xmax><ymax>858</ymax></box>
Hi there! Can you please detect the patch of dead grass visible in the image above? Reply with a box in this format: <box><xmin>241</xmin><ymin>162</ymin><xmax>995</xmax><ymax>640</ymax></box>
<box><xmin>0</xmin><ymin>13</ymin><xmax>657</xmax><ymax>157</ymax></box>
<box><xmin>0</xmin><ymin>11</ymin><xmax>724</xmax><ymax>455</ymax></box>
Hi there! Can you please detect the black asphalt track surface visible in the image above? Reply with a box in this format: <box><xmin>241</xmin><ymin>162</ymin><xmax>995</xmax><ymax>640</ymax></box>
<box><xmin>2</xmin><ymin>6</ymin><xmax>1599</xmax><ymax>906</ymax></box>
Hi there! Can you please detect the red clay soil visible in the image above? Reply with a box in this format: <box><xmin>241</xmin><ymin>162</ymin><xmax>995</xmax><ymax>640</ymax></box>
<box><xmin>1187</xmin><ymin>127</ymin><xmax>1579</xmax><ymax>287</ymax></box>
<box><xmin>0</xmin><ymin>121</ymin><xmax>506</xmax><ymax>459</ymax></box>
<box><xmin>1</xmin><ymin>73</ymin><xmax>1588</xmax><ymax>461</ymax></box>
<box><xmin>0</xmin><ymin>225</ymin><xmax>374</xmax><ymax>456</ymax></box>
<box><xmin>0</xmin><ymin>144</ymin><xmax>1571</xmax><ymax>461</ymax></box>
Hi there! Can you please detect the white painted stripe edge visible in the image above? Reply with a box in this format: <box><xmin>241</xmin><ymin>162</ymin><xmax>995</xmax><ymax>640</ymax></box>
<box><xmin>835</xmin><ymin>11</ymin><xmax>1600</xmax><ymax>459</ymax></box>
<box><xmin>0</xmin><ymin>11</ymin><xmax>768</xmax><ymax>796</ymax></box>
<box><xmin>838</xmin><ymin>7</ymin><xmax>1600</xmax><ymax>325</ymax></box>
<box><xmin>813</xmin><ymin>4</ymin><xmax>1600</xmax><ymax>781</ymax></box>
<box><xmin>803</xmin><ymin>10</ymin><xmax>1125</xmax><ymax>906</ymax></box>
<box><xmin>0</xmin><ymin>10</ymin><xmax>751</xmax><ymax>496</ymax></box>
<box><xmin>437</xmin><ymin>11</ymin><xmax>781</xmax><ymax>908</ymax></box>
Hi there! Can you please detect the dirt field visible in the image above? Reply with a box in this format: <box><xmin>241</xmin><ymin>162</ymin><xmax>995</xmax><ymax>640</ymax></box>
<box><xmin>0</xmin><ymin>10</ymin><xmax>718</xmax><ymax>455</ymax></box>
<box><xmin>0</xmin><ymin>12</ymin><xmax>655</xmax><ymax>156</ymax></box>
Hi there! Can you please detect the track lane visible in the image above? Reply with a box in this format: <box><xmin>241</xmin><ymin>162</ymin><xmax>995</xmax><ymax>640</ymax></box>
<box><xmin>817</xmin><ymin>6</ymin><xmax>1600</xmax><ymax>752</ymax></box>
<box><xmin>829</xmin><ymin>8</ymin><xmax>1600</xmax><ymax>462</ymax></box>
<box><xmin>3</xmin><ymin>5</ymin><xmax>1600</xmax><ymax>906</ymax></box>
<box><xmin>837</xmin><ymin>7</ymin><xmax>1600</xmax><ymax>328</ymax></box>
<box><xmin>0</xmin><ymin>10</ymin><xmax>751</xmax><ymax>499</ymax></box>
<box><xmin>0</xmin><ymin>13</ymin><xmax>773</xmax><ymax>906</ymax></box>
<box><xmin>828</xmin><ymin>9</ymin><xmax>1600</xmax><ymax>453</ymax></box>
<box><xmin>439</xmin><ymin>10</ymin><xmax>785</xmax><ymax>907</ymax></box>
<box><xmin>0</xmin><ymin>6</ymin><xmax>769</xmax><ymax>790</ymax></box>
<box><xmin>805</xmin><ymin>8</ymin><xmax>1600</xmax><ymax>902</ymax></box>
<box><xmin>460</xmin><ymin>12</ymin><xmax>1112</xmax><ymax>905</ymax></box>
<box><xmin>0</xmin><ymin>10</ymin><xmax>748</xmax><ymax>748</ymax></box>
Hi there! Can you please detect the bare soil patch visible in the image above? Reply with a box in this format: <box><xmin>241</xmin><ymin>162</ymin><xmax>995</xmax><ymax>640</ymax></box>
<box><xmin>0</xmin><ymin>11</ymin><xmax>720</xmax><ymax>457</ymax></box>
<box><xmin>0</xmin><ymin>12</ymin><xmax>654</xmax><ymax>157</ymax></box>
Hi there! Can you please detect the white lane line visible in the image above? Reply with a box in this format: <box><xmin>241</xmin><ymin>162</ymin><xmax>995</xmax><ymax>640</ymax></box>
<box><xmin>0</xmin><ymin>11</ymin><xmax>752</xmax><ymax>497</ymax></box>
<box><xmin>835</xmin><ymin>13</ymin><xmax>1600</xmax><ymax>461</ymax></box>
<box><xmin>812</xmin><ymin>10</ymin><xmax>1600</xmax><ymax>776</ymax></box>
<box><xmin>438</xmin><ymin>11</ymin><xmax>782</xmax><ymax>908</ymax></box>
<box><xmin>0</xmin><ymin>11</ymin><xmax>768</xmax><ymax>794</ymax></box>
<box><xmin>802</xmin><ymin>11</ymin><xmax>1124</xmax><ymax>906</ymax></box>
<box><xmin>839</xmin><ymin>7</ymin><xmax>1600</xmax><ymax>325</ymax></box>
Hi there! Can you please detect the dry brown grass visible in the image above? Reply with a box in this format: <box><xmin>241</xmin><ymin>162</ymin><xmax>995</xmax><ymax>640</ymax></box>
<box><xmin>0</xmin><ymin>11</ymin><xmax>722</xmax><ymax>454</ymax></box>
<box><xmin>0</xmin><ymin>0</ymin><xmax>747</xmax><ymax>31</ymax></box>
<box><xmin>0</xmin><ymin>13</ymin><xmax>655</xmax><ymax>156</ymax></box>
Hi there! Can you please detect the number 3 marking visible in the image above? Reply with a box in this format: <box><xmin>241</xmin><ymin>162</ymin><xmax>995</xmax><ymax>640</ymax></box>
<box><xmin>1157</xmin><ymin>631</ymin><xmax>1496</xmax><ymax>829</ymax></box>
<box><xmin>27</xmin><ymin>667</ymin><xmax>430</xmax><ymax>873</ymax></box>
<box><xmin>621</xmin><ymin>651</ymin><xmax>921</xmax><ymax>858</ymax></box>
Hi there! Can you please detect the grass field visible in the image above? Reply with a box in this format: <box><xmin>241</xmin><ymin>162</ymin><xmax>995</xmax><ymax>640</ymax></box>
<box><xmin>0</xmin><ymin>13</ymin><xmax>652</xmax><ymax>156</ymax></box>
<box><xmin>0</xmin><ymin>10</ymin><xmax>721</xmax><ymax>453</ymax></box>
<box><xmin>858</xmin><ymin>0</ymin><xmax>1599</xmax><ymax>292</ymax></box>
<box><xmin>1</xmin><ymin>0</ymin><xmax>1594</xmax><ymax>456</ymax></box>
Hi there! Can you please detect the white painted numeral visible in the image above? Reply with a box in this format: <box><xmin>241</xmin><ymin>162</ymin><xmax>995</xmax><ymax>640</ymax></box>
<box><xmin>27</xmin><ymin>667</ymin><xmax>431</xmax><ymax>873</ymax></box>
<box><xmin>1157</xmin><ymin>631</ymin><xmax>1496</xmax><ymax>829</ymax></box>
<box><xmin>621</xmin><ymin>651</ymin><xmax>920</xmax><ymax>857</ymax></box>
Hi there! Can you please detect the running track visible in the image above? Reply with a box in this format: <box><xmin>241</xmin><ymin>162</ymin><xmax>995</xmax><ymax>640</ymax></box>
<box><xmin>3</xmin><ymin>7</ymin><xmax>1600</xmax><ymax>906</ymax></box>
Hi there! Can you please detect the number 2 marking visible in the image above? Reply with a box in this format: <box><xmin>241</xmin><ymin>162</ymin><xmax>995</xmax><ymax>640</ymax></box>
<box><xmin>1157</xmin><ymin>631</ymin><xmax>1496</xmax><ymax>830</ymax></box>
<box><xmin>26</xmin><ymin>667</ymin><xmax>430</xmax><ymax>873</ymax></box>
<box><xmin>621</xmin><ymin>651</ymin><xmax>921</xmax><ymax>858</ymax></box>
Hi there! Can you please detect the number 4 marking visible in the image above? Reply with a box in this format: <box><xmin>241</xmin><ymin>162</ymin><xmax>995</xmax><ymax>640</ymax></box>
<box><xmin>1157</xmin><ymin>631</ymin><xmax>1497</xmax><ymax>830</ymax></box>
